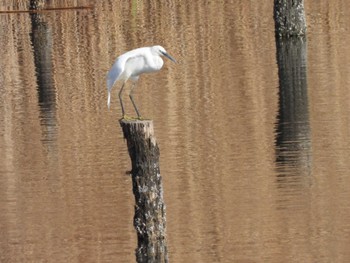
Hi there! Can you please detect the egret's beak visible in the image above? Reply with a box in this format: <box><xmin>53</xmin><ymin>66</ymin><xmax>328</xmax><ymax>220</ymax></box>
<box><xmin>162</xmin><ymin>51</ymin><xmax>177</xmax><ymax>63</ymax></box>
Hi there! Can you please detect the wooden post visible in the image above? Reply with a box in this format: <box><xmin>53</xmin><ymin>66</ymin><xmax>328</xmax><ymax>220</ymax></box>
<box><xmin>120</xmin><ymin>119</ymin><xmax>168</xmax><ymax>263</ymax></box>
<box><xmin>274</xmin><ymin>0</ymin><xmax>307</xmax><ymax>38</ymax></box>
<box><xmin>29</xmin><ymin>0</ymin><xmax>45</xmax><ymax>10</ymax></box>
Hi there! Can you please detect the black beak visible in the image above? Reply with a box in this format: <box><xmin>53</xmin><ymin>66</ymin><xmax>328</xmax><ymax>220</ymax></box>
<box><xmin>161</xmin><ymin>51</ymin><xmax>177</xmax><ymax>63</ymax></box>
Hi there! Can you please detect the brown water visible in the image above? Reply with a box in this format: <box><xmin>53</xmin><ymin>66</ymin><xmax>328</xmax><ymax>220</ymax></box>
<box><xmin>1</xmin><ymin>1</ymin><xmax>350</xmax><ymax>262</ymax></box>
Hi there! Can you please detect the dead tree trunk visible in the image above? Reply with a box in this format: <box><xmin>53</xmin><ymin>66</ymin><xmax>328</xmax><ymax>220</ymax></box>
<box><xmin>274</xmin><ymin>0</ymin><xmax>307</xmax><ymax>38</ymax></box>
<box><xmin>29</xmin><ymin>0</ymin><xmax>45</xmax><ymax>10</ymax></box>
<box><xmin>120</xmin><ymin>119</ymin><xmax>168</xmax><ymax>263</ymax></box>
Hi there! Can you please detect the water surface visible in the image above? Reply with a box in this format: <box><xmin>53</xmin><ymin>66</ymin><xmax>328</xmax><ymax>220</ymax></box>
<box><xmin>1</xmin><ymin>1</ymin><xmax>350</xmax><ymax>262</ymax></box>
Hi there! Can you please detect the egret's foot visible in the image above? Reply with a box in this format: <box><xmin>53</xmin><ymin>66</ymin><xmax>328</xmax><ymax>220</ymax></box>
<box><xmin>120</xmin><ymin>115</ymin><xmax>133</xmax><ymax>121</ymax></box>
<box><xmin>137</xmin><ymin>116</ymin><xmax>152</xmax><ymax>121</ymax></box>
<box><xmin>120</xmin><ymin>115</ymin><xmax>144</xmax><ymax>121</ymax></box>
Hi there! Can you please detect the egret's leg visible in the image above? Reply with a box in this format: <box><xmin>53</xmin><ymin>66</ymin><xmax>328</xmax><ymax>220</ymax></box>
<box><xmin>118</xmin><ymin>82</ymin><xmax>126</xmax><ymax>117</ymax></box>
<box><xmin>129</xmin><ymin>82</ymin><xmax>141</xmax><ymax>118</ymax></box>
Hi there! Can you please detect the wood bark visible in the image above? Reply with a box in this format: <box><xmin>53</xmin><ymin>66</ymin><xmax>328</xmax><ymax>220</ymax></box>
<box><xmin>120</xmin><ymin>119</ymin><xmax>168</xmax><ymax>263</ymax></box>
<box><xmin>274</xmin><ymin>0</ymin><xmax>307</xmax><ymax>37</ymax></box>
<box><xmin>29</xmin><ymin>0</ymin><xmax>45</xmax><ymax>10</ymax></box>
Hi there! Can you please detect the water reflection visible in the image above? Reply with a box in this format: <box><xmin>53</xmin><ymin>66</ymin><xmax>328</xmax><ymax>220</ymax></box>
<box><xmin>1</xmin><ymin>1</ymin><xmax>350</xmax><ymax>262</ymax></box>
<box><xmin>30</xmin><ymin>11</ymin><xmax>57</xmax><ymax>147</ymax></box>
<box><xmin>275</xmin><ymin>36</ymin><xmax>312</xmax><ymax>203</ymax></box>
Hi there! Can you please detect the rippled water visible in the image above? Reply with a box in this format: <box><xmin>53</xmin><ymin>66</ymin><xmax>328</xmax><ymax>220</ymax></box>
<box><xmin>1</xmin><ymin>1</ymin><xmax>350</xmax><ymax>262</ymax></box>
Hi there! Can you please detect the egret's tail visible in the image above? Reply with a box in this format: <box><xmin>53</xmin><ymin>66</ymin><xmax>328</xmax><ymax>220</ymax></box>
<box><xmin>107</xmin><ymin>92</ymin><xmax>111</xmax><ymax>109</ymax></box>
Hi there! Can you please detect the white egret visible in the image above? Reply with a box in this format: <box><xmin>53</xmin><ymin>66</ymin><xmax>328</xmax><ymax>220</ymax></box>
<box><xmin>106</xmin><ymin>45</ymin><xmax>176</xmax><ymax>118</ymax></box>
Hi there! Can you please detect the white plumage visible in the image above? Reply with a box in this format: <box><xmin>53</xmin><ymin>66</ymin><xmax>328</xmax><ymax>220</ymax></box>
<box><xmin>106</xmin><ymin>45</ymin><xmax>176</xmax><ymax>118</ymax></box>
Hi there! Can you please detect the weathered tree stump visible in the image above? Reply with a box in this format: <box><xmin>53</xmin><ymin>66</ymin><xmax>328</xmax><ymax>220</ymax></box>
<box><xmin>119</xmin><ymin>119</ymin><xmax>168</xmax><ymax>263</ymax></box>
<box><xmin>274</xmin><ymin>0</ymin><xmax>307</xmax><ymax>38</ymax></box>
<box><xmin>29</xmin><ymin>0</ymin><xmax>45</xmax><ymax>10</ymax></box>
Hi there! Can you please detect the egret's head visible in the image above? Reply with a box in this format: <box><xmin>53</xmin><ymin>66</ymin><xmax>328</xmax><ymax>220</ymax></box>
<box><xmin>153</xmin><ymin>45</ymin><xmax>176</xmax><ymax>63</ymax></box>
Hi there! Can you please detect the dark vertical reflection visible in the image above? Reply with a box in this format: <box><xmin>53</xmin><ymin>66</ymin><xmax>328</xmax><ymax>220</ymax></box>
<box><xmin>275</xmin><ymin>37</ymin><xmax>312</xmax><ymax>183</ymax></box>
<box><xmin>30</xmin><ymin>11</ymin><xmax>57</xmax><ymax>146</ymax></box>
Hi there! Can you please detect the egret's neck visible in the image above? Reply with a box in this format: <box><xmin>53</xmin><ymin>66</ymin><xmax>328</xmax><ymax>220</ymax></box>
<box><xmin>153</xmin><ymin>56</ymin><xmax>164</xmax><ymax>71</ymax></box>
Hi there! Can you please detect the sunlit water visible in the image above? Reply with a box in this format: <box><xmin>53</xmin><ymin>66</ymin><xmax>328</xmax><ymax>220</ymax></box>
<box><xmin>1</xmin><ymin>1</ymin><xmax>350</xmax><ymax>262</ymax></box>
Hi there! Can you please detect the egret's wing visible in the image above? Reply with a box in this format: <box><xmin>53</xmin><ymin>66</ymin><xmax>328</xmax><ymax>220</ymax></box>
<box><xmin>106</xmin><ymin>49</ymin><xmax>146</xmax><ymax>109</ymax></box>
<box><xmin>107</xmin><ymin>59</ymin><xmax>123</xmax><ymax>92</ymax></box>
<box><xmin>106</xmin><ymin>57</ymin><xmax>127</xmax><ymax>109</ymax></box>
